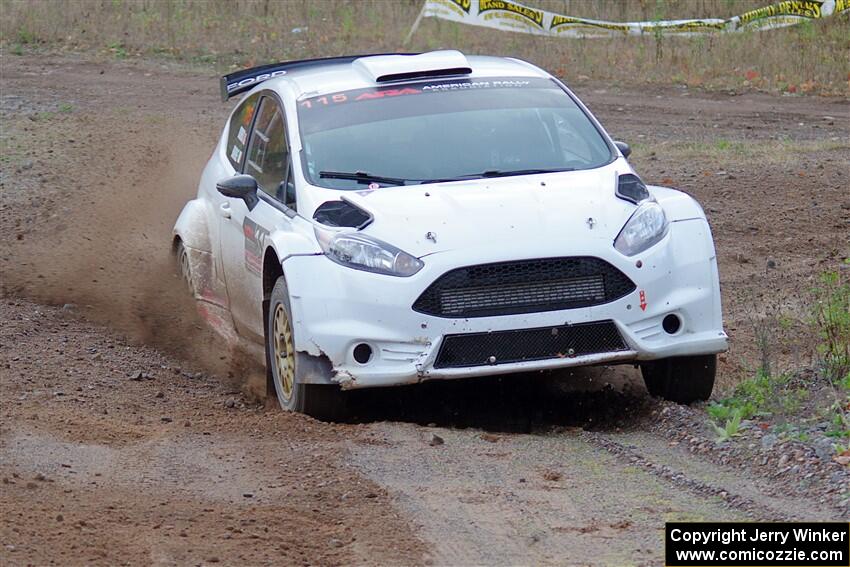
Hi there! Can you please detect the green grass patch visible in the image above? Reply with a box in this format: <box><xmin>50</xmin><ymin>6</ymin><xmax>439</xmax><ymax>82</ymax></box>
<box><xmin>811</xmin><ymin>262</ymin><xmax>850</xmax><ymax>383</ymax></box>
<box><xmin>708</xmin><ymin>368</ymin><xmax>808</xmax><ymax>422</ymax></box>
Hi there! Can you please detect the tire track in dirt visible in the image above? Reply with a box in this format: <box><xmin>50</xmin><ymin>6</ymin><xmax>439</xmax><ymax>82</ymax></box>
<box><xmin>582</xmin><ymin>431</ymin><xmax>834</xmax><ymax>522</ymax></box>
<box><xmin>2</xmin><ymin>52</ymin><xmax>848</xmax><ymax>565</ymax></box>
<box><xmin>347</xmin><ymin>422</ymin><xmax>750</xmax><ymax>566</ymax></box>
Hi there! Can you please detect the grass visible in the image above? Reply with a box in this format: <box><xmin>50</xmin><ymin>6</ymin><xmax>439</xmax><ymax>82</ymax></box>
<box><xmin>708</xmin><ymin>368</ymin><xmax>808</xmax><ymax>423</ymax></box>
<box><xmin>710</xmin><ymin>408</ymin><xmax>743</xmax><ymax>443</ymax></box>
<box><xmin>811</xmin><ymin>262</ymin><xmax>850</xmax><ymax>383</ymax></box>
<box><xmin>811</xmin><ymin>262</ymin><xmax>850</xmax><ymax>442</ymax></box>
<box><xmin>636</xmin><ymin>139</ymin><xmax>850</xmax><ymax>165</ymax></box>
<box><xmin>0</xmin><ymin>0</ymin><xmax>847</xmax><ymax>95</ymax></box>
<box><xmin>709</xmin><ymin>262</ymin><xmax>850</xmax><ymax>450</ymax></box>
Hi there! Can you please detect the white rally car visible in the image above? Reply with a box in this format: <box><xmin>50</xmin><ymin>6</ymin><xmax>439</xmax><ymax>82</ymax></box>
<box><xmin>173</xmin><ymin>51</ymin><xmax>727</xmax><ymax>420</ymax></box>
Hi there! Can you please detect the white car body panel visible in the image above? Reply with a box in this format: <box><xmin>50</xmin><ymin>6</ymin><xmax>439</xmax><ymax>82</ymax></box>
<box><xmin>173</xmin><ymin>51</ymin><xmax>727</xmax><ymax>390</ymax></box>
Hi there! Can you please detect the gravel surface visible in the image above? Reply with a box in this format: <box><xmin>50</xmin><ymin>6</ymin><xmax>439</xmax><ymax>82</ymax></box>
<box><xmin>1</xmin><ymin>51</ymin><xmax>848</xmax><ymax>565</ymax></box>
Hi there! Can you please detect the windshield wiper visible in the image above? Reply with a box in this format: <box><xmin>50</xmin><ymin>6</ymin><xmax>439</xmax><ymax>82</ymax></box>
<box><xmin>319</xmin><ymin>170</ymin><xmax>408</xmax><ymax>186</ymax></box>
<box><xmin>419</xmin><ymin>167</ymin><xmax>575</xmax><ymax>184</ymax></box>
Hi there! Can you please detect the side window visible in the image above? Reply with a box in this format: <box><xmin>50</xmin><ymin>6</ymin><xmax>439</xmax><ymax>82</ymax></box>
<box><xmin>226</xmin><ymin>93</ymin><xmax>260</xmax><ymax>170</ymax></box>
<box><xmin>283</xmin><ymin>163</ymin><xmax>296</xmax><ymax>210</ymax></box>
<box><xmin>245</xmin><ymin>97</ymin><xmax>289</xmax><ymax>200</ymax></box>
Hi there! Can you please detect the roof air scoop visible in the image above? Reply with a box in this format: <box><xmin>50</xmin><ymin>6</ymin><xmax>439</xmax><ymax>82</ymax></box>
<box><xmin>354</xmin><ymin>50</ymin><xmax>471</xmax><ymax>83</ymax></box>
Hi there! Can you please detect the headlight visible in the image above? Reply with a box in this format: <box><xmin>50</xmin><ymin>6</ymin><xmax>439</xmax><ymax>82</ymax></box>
<box><xmin>314</xmin><ymin>227</ymin><xmax>423</xmax><ymax>277</ymax></box>
<box><xmin>614</xmin><ymin>201</ymin><xmax>669</xmax><ymax>256</ymax></box>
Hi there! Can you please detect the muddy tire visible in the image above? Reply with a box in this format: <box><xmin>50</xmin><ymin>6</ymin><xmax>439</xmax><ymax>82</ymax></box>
<box><xmin>266</xmin><ymin>276</ymin><xmax>347</xmax><ymax>421</ymax></box>
<box><xmin>175</xmin><ymin>240</ymin><xmax>195</xmax><ymax>295</ymax></box>
<box><xmin>640</xmin><ymin>354</ymin><xmax>716</xmax><ymax>404</ymax></box>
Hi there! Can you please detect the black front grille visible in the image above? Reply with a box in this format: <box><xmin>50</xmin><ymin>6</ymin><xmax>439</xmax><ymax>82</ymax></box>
<box><xmin>434</xmin><ymin>320</ymin><xmax>628</xmax><ymax>369</ymax></box>
<box><xmin>413</xmin><ymin>257</ymin><xmax>635</xmax><ymax>318</ymax></box>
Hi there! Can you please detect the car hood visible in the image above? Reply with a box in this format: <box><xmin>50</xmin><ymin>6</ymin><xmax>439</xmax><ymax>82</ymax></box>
<box><xmin>338</xmin><ymin>166</ymin><xmax>637</xmax><ymax>258</ymax></box>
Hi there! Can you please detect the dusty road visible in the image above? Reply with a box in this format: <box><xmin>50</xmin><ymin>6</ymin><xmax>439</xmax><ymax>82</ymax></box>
<box><xmin>1</xmin><ymin>52</ymin><xmax>848</xmax><ymax>565</ymax></box>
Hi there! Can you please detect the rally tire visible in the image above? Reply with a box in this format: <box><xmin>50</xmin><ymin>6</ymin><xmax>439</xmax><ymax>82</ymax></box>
<box><xmin>266</xmin><ymin>276</ymin><xmax>347</xmax><ymax>421</ymax></box>
<box><xmin>640</xmin><ymin>354</ymin><xmax>716</xmax><ymax>404</ymax></box>
<box><xmin>175</xmin><ymin>240</ymin><xmax>195</xmax><ymax>295</ymax></box>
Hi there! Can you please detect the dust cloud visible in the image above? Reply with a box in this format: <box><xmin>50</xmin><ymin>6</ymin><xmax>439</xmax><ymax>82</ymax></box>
<box><xmin>2</xmin><ymin>117</ymin><xmax>252</xmax><ymax>382</ymax></box>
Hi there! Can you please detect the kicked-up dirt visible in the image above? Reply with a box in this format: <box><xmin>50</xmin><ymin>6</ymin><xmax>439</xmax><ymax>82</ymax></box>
<box><xmin>1</xmin><ymin>51</ymin><xmax>848</xmax><ymax>565</ymax></box>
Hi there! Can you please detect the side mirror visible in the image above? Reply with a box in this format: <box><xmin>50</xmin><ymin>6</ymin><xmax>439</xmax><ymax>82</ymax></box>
<box><xmin>217</xmin><ymin>175</ymin><xmax>258</xmax><ymax>210</ymax></box>
<box><xmin>614</xmin><ymin>141</ymin><xmax>632</xmax><ymax>159</ymax></box>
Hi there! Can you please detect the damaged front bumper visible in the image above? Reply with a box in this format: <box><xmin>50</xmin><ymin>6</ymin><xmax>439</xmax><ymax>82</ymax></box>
<box><xmin>283</xmin><ymin>218</ymin><xmax>728</xmax><ymax>390</ymax></box>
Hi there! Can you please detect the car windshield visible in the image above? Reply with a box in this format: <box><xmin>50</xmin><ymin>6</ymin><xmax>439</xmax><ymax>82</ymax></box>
<box><xmin>296</xmin><ymin>77</ymin><xmax>613</xmax><ymax>189</ymax></box>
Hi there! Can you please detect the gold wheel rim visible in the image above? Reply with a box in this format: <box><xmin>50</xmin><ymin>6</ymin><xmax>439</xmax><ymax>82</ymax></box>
<box><xmin>272</xmin><ymin>304</ymin><xmax>295</xmax><ymax>400</ymax></box>
<box><xmin>179</xmin><ymin>249</ymin><xmax>193</xmax><ymax>291</ymax></box>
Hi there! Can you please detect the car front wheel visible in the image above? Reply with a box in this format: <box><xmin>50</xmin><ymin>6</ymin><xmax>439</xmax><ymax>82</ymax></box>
<box><xmin>266</xmin><ymin>276</ymin><xmax>347</xmax><ymax>421</ymax></box>
<box><xmin>640</xmin><ymin>354</ymin><xmax>716</xmax><ymax>404</ymax></box>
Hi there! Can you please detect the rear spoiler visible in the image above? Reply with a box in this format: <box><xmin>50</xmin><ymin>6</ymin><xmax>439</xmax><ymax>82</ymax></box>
<box><xmin>219</xmin><ymin>53</ymin><xmax>419</xmax><ymax>102</ymax></box>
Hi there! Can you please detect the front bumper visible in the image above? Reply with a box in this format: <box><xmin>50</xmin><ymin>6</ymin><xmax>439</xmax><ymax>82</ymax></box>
<box><xmin>283</xmin><ymin>218</ymin><xmax>727</xmax><ymax>389</ymax></box>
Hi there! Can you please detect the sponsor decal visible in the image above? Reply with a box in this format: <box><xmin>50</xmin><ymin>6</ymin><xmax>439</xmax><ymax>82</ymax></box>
<box><xmin>550</xmin><ymin>15</ymin><xmax>631</xmax><ymax>33</ymax></box>
<box><xmin>413</xmin><ymin>0</ymin><xmax>841</xmax><ymax>38</ymax></box>
<box><xmin>478</xmin><ymin>0</ymin><xmax>544</xmax><ymax>28</ymax></box>
<box><xmin>738</xmin><ymin>0</ymin><xmax>822</xmax><ymax>25</ymax></box>
<box><xmin>639</xmin><ymin>290</ymin><xmax>647</xmax><ymax>311</ymax></box>
<box><xmin>226</xmin><ymin>70</ymin><xmax>287</xmax><ymax>94</ymax></box>
<box><xmin>447</xmin><ymin>0</ymin><xmax>471</xmax><ymax>13</ymax></box>
<box><xmin>242</xmin><ymin>217</ymin><xmax>269</xmax><ymax>275</ymax></box>
<box><xmin>297</xmin><ymin>77</ymin><xmax>544</xmax><ymax>113</ymax></box>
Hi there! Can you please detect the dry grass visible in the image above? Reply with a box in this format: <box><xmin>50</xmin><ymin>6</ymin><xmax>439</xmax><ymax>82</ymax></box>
<box><xmin>635</xmin><ymin>138</ymin><xmax>850</xmax><ymax>164</ymax></box>
<box><xmin>1</xmin><ymin>0</ymin><xmax>848</xmax><ymax>94</ymax></box>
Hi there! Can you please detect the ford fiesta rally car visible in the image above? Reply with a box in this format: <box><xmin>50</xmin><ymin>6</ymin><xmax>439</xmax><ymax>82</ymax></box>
<box><xmin>173</xmin><ymin>50</ymin><xmax>728</xmax><ymax>420</ymax></box>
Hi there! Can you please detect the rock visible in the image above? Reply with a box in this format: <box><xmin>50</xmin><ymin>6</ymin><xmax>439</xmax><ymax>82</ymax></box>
<box><xmin>243</xmin><ymin>493</ymin><xmax>253</xmax><ymax>498</ymax></box>
<box><xmin>542</xmin><ymin>470</ymin><xmax>562</xmax><ymax>482</ymax></box>
<box><xmin>480</xmin><ymin>433</ymin><xmax>500</xmax><ymax>443</ymax></box>
<box><xmin>34</xmin><ymin>472</ymin><xmax>46</xmax><ymax>481</ymax></box>
<box><xmin>56</xmin><ymin>514</ymin><xmax>64</xmax><ymax>522</ymax></box>
<box><xmin>767</xmin><ymin>259</ymin><xmax>777</xmax><ymax>269</ymax></box>
<box><xmin>128</xmin><ymin>370</ymin><xmax>144</xmax><ymax>381</ymax></box>
<box><xmin>761</xmin><ymin>433</ymin><xmax>778</xmax><ymax>451</ymax></box>
<box><xmin>814</xmin><ymin>438</ymin><xmax>833</xmax><ymax>461</ymax></box>
<box><xmin>429</xmin><ymin>434</ymin><xmax>444</xmax><ymax>446</ymax></box>
<box><xmin>329</xmin><ymin>538</ymin><xmax>344</xmax><ymax>548</ymax></box>
<box><xmin>155</xmin><ymin>391</ymin><xmax>164</xmax><ymax>399</ymax></box>
<box><xmin>62</xmin><ymin>303</ymin><xmax>75</xmax><ymax>311</ymax></box>
<box><xmin>224</xmin><ymin>398</ymin><xmax>236</xmax><ymax>409</ymax></box>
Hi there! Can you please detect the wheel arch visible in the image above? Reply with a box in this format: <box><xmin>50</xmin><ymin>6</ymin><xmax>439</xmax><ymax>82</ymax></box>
<box><xmin>173</xmin><ymin>199</ymin><xmax>213</xmax><ymax>253</ymax></box>
<box><xmin>262</xmin><ymin>245</ymin><xmax>334</xmax><ymax>386</ymax></box>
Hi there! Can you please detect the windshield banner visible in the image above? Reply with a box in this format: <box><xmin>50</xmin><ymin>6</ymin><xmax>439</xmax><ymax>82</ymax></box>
<box><xmin>408</xmin><ymin>0</ymin><xmax>849</xmax><ymax>39</ymax></box>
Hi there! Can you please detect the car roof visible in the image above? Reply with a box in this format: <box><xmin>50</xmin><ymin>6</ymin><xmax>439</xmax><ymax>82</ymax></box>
<box><xmin>258</xmin><ymin>53</ymin><xmax>552</xmax><ymax>101</ymax></box>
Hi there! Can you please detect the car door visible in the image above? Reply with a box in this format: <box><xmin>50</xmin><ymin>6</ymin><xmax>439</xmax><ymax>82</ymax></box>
<box><xmin>219</xmin><ymin>94</ymin><xmax>295</xmax><ymax>340</ymax></box>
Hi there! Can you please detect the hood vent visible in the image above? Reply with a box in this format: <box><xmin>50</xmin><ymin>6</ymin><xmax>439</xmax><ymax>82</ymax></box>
<box><xmin>313</xmin><ymin>199</ymin><xmax>373</xmax><ymax>229</ymax></box>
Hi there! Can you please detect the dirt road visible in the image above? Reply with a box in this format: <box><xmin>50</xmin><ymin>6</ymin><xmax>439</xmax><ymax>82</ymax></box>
<box><xmin>1</xmin><ymin>52</ymin><xmax>848</xmax><ymax>565</ymax></box>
